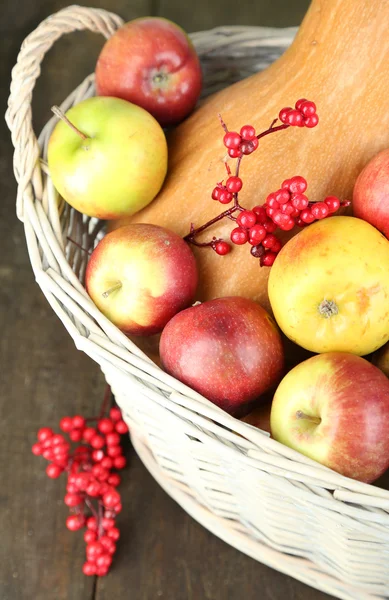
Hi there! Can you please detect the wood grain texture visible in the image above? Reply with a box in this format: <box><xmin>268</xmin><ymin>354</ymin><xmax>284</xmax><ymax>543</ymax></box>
<box><xmin>1</xmin><ymin>0</ymin><xmax>330</xmax><ymax>598</ymax></box>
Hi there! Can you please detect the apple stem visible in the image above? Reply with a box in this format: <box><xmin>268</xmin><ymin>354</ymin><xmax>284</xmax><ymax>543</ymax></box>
<box><xmin>102</xmin><ymin>282</ymin><xmax>122</xmax><ymax>298</ymax></box>
<box><xmin>51</xmin><ymin>105</ymin><xmax>88</xmax><ymax>141</ymax></box>
<box><xmin>295</xmin><ymin>410</ymin><xmax>321</xmax><ymax>425</ymax></box>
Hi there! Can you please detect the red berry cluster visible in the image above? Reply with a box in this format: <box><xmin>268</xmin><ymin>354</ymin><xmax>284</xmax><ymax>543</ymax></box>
<box><xmin>32</xmin><ymin>401</ymin><xmax>129</xmax><ymax>577</ymax></box>
<box><xmin>279</xmin><ymin>99</ymin><xmax>319</xmax><ymax>128</ymax></box>
<box><xmin>185</xmin><ymin>98</ymin><xmax>349</xmax><ymax>266</ymax></box>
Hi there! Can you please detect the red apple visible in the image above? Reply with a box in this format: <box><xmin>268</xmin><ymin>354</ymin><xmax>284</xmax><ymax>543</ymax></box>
<box><xmin>270</xmin><ymin>352</ymin><xmax>389</xmax><ymax>483</ymax></box>
<box><xmin>86</xmin><ymin>224</ymin><xmax>198</xmax><ymax>336</ymax></box>
<box><xmin>95</xmin><ymin>17</ymin><xmax>202</xmax><ymax>127</ymax></box>
<box><xmin>353</xmin><ymin>149</ymin><xmax>389</xmax><ymax>237</ymax></box>
<box><xmin>159</xmin><ymin>297</ymin><xmax>284</xmax><ymax>414</ymax></box>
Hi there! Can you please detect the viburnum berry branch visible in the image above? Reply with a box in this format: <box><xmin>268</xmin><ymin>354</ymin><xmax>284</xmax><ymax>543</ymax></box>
<box><xmin>184</xmin><ymin>99</ymin><xmax>349</xmax><ymax>267</ymax></box>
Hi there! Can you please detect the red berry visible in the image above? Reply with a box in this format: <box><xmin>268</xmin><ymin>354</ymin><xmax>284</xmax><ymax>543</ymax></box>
<box><xmin>96</xmin><ymin>566</ymin><xmax>109</xmax><ymax>577</ymax></box>
<box><xmin>98</xmin><ymin>418</ymin><xmax>114</xmax><ymax>434</ymax></box>
<box><xmin>107</xmin><ymin>474</ymin><xmax>121</xmax><ymax>487</ymax></box>
<box><xmin>236</xmin><ymin>210</ymin><xmax>257</xmax><ymax>229</ymax></box>
<box><xmin>72</xmin><ymin>416</ymin><xmax>86</xmax><ymax>430</ymax></box>
<box><xmin>100</xmin><ymin>536</ymin><xmax>116</xmax><ymax>554</ymax></box>
<box><xmin>281</xmin><ymin>178</ymin><xmax>291</xmax><ymax>190</ymax></box>
<box><xmin>107</xmin><ymin>446</ymin><xmax>122</xmax><ymax>458</ymax></box>
<box><xmin>60</xmin><ymin>417</ymin><xmax>73</xmax><ymax>432</ymax></box>
<box><xmin>114</xmin><ymin>503</ymin><xmax>122</xmax><ymax>514</ymax></box>
<box><xmin>304</xmin><ymin>114</ymin><xmax>319</xmax><ymax>128</ymax></box>
<box><xmin>103</xmin><ymin>489</ymin><xmax>120</xmax><ymax>508</ymax></box>
<box><xmin>66</xmin><ymin>482</ymin><xmax>78</xmax><ymax>494</ymax></box>
<box><xmin>37</xmin><ymin>428</ymin><xmax>53</xmax><ymax>443</ymax></box>
<box><xmin>272</xmin><ymin>239</ymin><xmax>283</xmax><ymax>253</ymax></box>
<box><xmin>113</xmin><ymin>456</ymin><xmax>126</xmax><ymax>470</ymax></box>
<box><xmin>46</xmin><ymin>463</ymin><xmax>62</xmax><ymax>478</ymax></box>
<box><xmin>66</xmin><ymin>514</ymin><xmax>85</xmax><ymax>531</ymax></box>
<box><xmin>226</xmin><ymin>176</ymin><xmax>243</xmax><ymax>193</ymax></box>
<box><xmin>311</xmin><ymin>202</ymin><xmax>329</xmax><ymax>219</ymax></box>
<box><xmin>230</xmin><ymin>227</ymin><xmax>248</xmax><ymax>245</ymax></box>
<box><xmin>106</xmin><ymin>432</ymin><xmax>121</xmax><ymax>447</ymax></box>
<box><xmin>69</xmin><ymin>429</ymin><xmax>83</xmax><ymax>442</ymax></box>
<box><xmin>211</xmin><ymin>186</ymin><xmax>221</xmax><ymax>201</ymax></box>
<box><xmin>109</xmin><ymin>408</ymin><xmax>121</xmax><ymax>422</ymax></box>
<box><xmin>279</xmin><ymin>107</ymin><xmax>292</xmax><ymax>123</ymax></box>
<box><xmin>280</xmin><ymin>201</ymin><xmax>295</xmax><ymax>216</ymax></box>
<box><xmin>262</xmin><ymin>234</ymin><xmax>278</xmax><ymax>249</ymax></box>
<box><xmin>91</xmin><ymin>435</ymin><xmax>105</xmax><ymax>449</ymax></box>
<box><xmin>87</xmin><ymin>481</ymin><xmax>102</xmax><ymax>497</ymax></box>
<box><xmin>260</xmin><ymin>252</ymin><xmax>277</xmax><ymax>267</ymax></box>
<box><xmin>273</xmin><ymin>212</ymin><xmax>295</xmax><ymax>231</ymax></box>
<box><xmin>107</xmin><ymin>527</ymin><xmax>120</xmax><ymax>541</ymax></box>
<box><xmin>96</xmin><ymin>554</ymin><xmax>112</xmax><ymax>569</ymax></box>
<box><xmin>32</xmin><ymin>443</ymin><xmax>43</xmax><ymax>456</ymax></box>
<box><xmin>218</xmin><ymin>190</ymin><xmax>233</xmax><ymax>204</ymax></box>
<box><xmin>299</xmin><ymin>100</ymin><xmax>316</xmax><ymax>117</ymax></box>
<box><xmin>50</xmin><ymin>434</ymin><xmax>64</xmax><ymax>446</ymax></box>
<box><xmin>265</xmin><ymin>206</ymin><xmax>277</xmax><ymax>218</ymax></box>
<box><xmin>75</xmin><ymin>472</ymin><xmax>91</xmax><ymax>491</ymax></box>
<box><xmin>248</xmin><ymin>224</ymin><xmax>266</xmax><ymax>245</ymax></box>
<box><xmin>102</xmin><ymin>517</ymin><xmax>115</xmax><ymax>530</ymax></box>
<box><xmin>266</xmin><ymin>194</ymin><xmax>280</xmax><ymax>209</ymax></box>
<box><xmin>252</xmin><ymin>206</ymin><xmax>267</xmax><ymax>224</ymax></box>
<box><xmin>324</xmin><ymin>196</ymin><xmax>341</xmax><ymax>213</ymax></box>
<box><xmin>53</xmin><ymin>442</ymin><xmax>70</xmax><ymax>456</ymax></box>
<box><xmin>84</xmin><ymin>530</ymin><xmax>97</xmax><ymax>544</ymax></box>
<box><xmin>87</xmin><ymin>541</ymin><xmax>105</xmax><ymax>559</ymax></box>
<box><xmin>101</xmin><ymin>457</ymin><xmax>113</xmax><ymax>470</ymax></box>
<box><xmin>285</xmin><ymin>110</ymin><xmax>303</xmax><ymax>127</ymax></box>
<box><xmin>92</xmin><ymin>450</ymin><xmax>105</xmax><ymax>463</ymax></box>
<box><xmin>263</xmin><ymin>219</ymin><xmax>277</xmax><ymax>233</ymax></box>
<box><xmin>83</xmin><ymin>562</ymin><xmax>96</xmax><ymax>576</ymax></box>
<box><xmin>250</xmin><ymin>245</ymin><xmax>265</xmax><ymax>258</ymax></box>
<box><xmin>64</xmin><ymin>493</ymin><xmax>82</xmax><ymax>507</ymax></box>
<box><xmin>288</xmin><ymin>176</ymin><xmax>307</xmax><ymax>194</ymax></box>
<box><xmin>87</xmin><ymin>517</ymin><xmax>98</xmax><ymax>531</ymax></box>
<box><xmin>296</xmin><ymin>217</ymin><xmax>308</xmax><ymax>227</ymax></box>
<box><xmin>240</xmin><ymin>137</ymin><xmax>258</xmax><ymax>155</ymax></box>
<box><xmin>300</xmin><ymin>208</ymin><xmax>316</xmax><ymax>224</ymax></box>
<box><xmin>295</xmin><ymin>98</ymin><xmax>307</xmax><ymax>110</ymax></box>
<box><xmin>228</xmin><ymin>148</ymin><xmax>242</xmax><ymax>158</ymax></box>
<box><xmin>223</xmin><ymin>131</ymin><xmax>241</xmax><ymax>149</ymax></box>
<box><xmin>275</xmin><ymin>189</ymin><xmax>290</xmax><ymax>205</ymax></box>
<box><xmin>214</xmin><ymin>241</ymin><xmax>231</xmax><ymax>256</ymax></box>
<box><xmin>42</xmin><ymin>449</ymin><xmax>54</xmax><ymax>461</ymax></box>
<box><xmin>82</xmin><ymin>427</ymin><xmax>96</xmax><ymax>442</ymax></box>
<box><xmin>240</xmin><ymin>124</ymin><xmax>256</xmax><ymax>140</ymax></box>
<box><xmin>291</xmin><ymin>193</ymin><xmax>309</xmax><ymax>210</ymax></box>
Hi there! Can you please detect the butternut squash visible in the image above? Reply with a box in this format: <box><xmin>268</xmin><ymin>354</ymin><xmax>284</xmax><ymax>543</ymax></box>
<box><xmin>110</xmin><ymin>0</ymin><xmax>389</xmax><ymax>313</ymax></box>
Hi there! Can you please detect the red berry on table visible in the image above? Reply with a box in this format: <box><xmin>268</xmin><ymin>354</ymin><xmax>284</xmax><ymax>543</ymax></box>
<box><xmin>102</xmin><ymin>517</ymin><xmax>115</xmax><ymax>530</ymax></box>
<box><xmin>250</xmin><ymin>245</ymin><xmax>265</xmax><ymax>258</ymax></box>
<box><xmin>280</xmin><ymin>202</ymin><xmax>295</xmax><ymax>216</ymax></box>
<box><xmin>240</xmin><ymin>124</ymin><xmax>256</xmax><ymax>140</ymax></box>
<box><xmin>66</xmin><ymin>514</ymin><xmax>85</xmax><ymax>531</ymax></box>
<box><xmin>96</xmin><ymin>554</ymin><xmax>113</xmax><ymax>569</ymax></box>
<box><xmin>107</xmin><ymin>445</ymin><xmax>122</xmax><ymax>458</ymax></box>
<box><xmin>275</xmin><ymin>189</ymin><xmax>290</xmax><ymax>205</ymax></box>
<box><xmin>252</xmin><ymin>206</ymin><xmax>267</xmax><ymax>223</ymax></box>
<box><xmin>83</xmin><ymin>427</ymin><xmax>96</xmax><ymax>442</ymax></box>
<box><xmin>260</xmin><ymin>252</ymin><xmax>277</xmax><ymax>267</ymax></box>
<box><xmin>248</xmin><ymin>224</ymin><xmax>267</xmax><ymax>245</ymax></box>
<box><xmin>230</xmin><ymin>227</ymin><xmax>248</xmax><ymax>245</ymax></box>
<box><xmin>91</xmin><ymin>434</ymin><xmax>105</xmax><ymax>449</ymax></box>
<box><xmin>32</xmin><ymin>443</ymin><xmax>43</xmax><ymax>456</ymax></box>
<box><xmin>109</xmin><ymin>408</ymin><xmax>121</xmax><ymax>422</ymax></box>
<box><xmin>240</xmin><ymin>137</ymin><xmax>258</xmax><ymax>155</ymax></box>
<box><xmin>103</xmin><ymin>489</ymin><xmax>121</xmax><ymax>508</ymax></box>
<box><xmin>288</xmin><ymin>176</ymin><xmax>307</xmax><ymax>194</ymax></box>
<box><xmin>299</xmin><ymin>100</ymin><xmax>316</xmax><ymax>117</ymax></box>
<box><xmin>236</xmin><ymin>210</ymin><xmax>257</xmax><ymax>229</ymax></box>
<box><xmin>300</xmin><ymin>208</ymin><xmax>316</xmax><ymax>224</ymax></box>
<box><xmin>98</xmin><ymin>418</ymin><xmax>114</xmax><ymax>434</ymax></box>
<box><xmin>72</xmin><ymin>415</ymin><xmax>86</xmax><ymax>430</ymax></box>
<box><xmin>107</xmin><ymin>527</ymin><xmax>120</xmax><ymax>541</ymax></box>
<box><xmin>265</xmin><ymin>206</ymin><xmax>277</xmax><ymax>218</ymax></box>
<box><xmin>46</xmin><ymin>463</ymin><xmax>62</xmax><ymax>478</ymax></box>
<box><xmin>87</xmin><ymin>480</ymin><xmax>102</xmax><ymax>497</ymax></box>
<box><xmin>295</xmin><ymin>98</ymin><xmax>307</xmax><ymax>110</ymax></box>
<box><xmin>211</xmin><ymin>186</ymin><xmax>221</xmax><ymax>201</ymax></box>
<box><xmin>262</xmin><ymin>234</ymin><xmax>278</xmax><ymax>249</ymax></box>
<box><xmin>228</xmin><ymin>147</ymin><xmax>242</xmax><ymax>159</ymax></box>
<box><xmin>285</xmin><ymin>109</ymin><xmax>303</xmax><ymax>127</ymax></box>
<box><xmin>218</xmin><ymin>190</ymin><xmax>233</xmax><ymax>204</ymax></box>
<box><xmin>114</xmin><ymin>502</ymin><xmax>122</xmax><ymax>514</ymax></box>
<box><xmin>279</xmin><ymin>107</ymin><xmax>292</xmax><ymax>123</ymax></box>
<box><xmin>113</xmin><ymin>456</ymin><xmax>126</xmax><ymax>470</ymax></box>
<box><xmin>311</xmin><ymin>202</ymin><xmax>329</xmax><ymax>219</ymax></box>
<box><xmin>273</xmin><ymin>212</ymin><xmax>295</xmax><ymax>231</ymax></box>
<box><xmin>75</xmin><ymin>472</ymin><xmax>91</xmax><ymax>491</ymax></box>
<box><xmin>226</xmin><ymin>176</ymin><xmax>243</xmax><ymax>193</ymax></box>
<box><xmin>291</xmin><ymin>193</ymin><xmax>309</xmax><ymax>210</ymax></box>
<box><xmin>59</xmin><ymin>417</ymin><xmax>73</xmax><ymax>432</ymax></box>
<box><xmin>214</xmin><ymin>241</ymin><xmax>231</xmax><ymax>256</ymax></box>
<box><xmin>106</xmin><ymin>431</ymin><xmax>120</xmax><ymax>446</ymax></box>
<box><xmin>84</xmin><ymin>530</ymin><xmax>97</xmax><ymax>544</ymax></box>
<box><xmin>51</xmin><ymin>434</ymin><xmax>65</xmax><ymax>446</ymax></box>
<box><xmin>37</xmin><ymin>427</ymin><xmax>54</xmax><ymax>443</ymax></box>
<box><xmin>266</xmin><ymin>195</ymin><xmax>280</xmax><ymax>210</ymax></box>
<box><xmin>263</xmin><ymin>218</ymin><xmax>277</xmax><ymax>233</ymax></box>
<box><xmin>42</xmin><ymin>449</ymin><xmax>54</xmax><ymax>461</ymax></box>
<box><xmin>223</xmin><ymin>131</ymin><xmax>241</xmax><ymax>149</ymax></box>
<box><xmin>101</xmin><ymin>456</ymin><xmax>114</xmax><ymax>470</ymax></box>
<box><xmin>92</xmin><ymin>449</ymin><xmax>105</xmax><ymax>462</ymax></box>
<box><xmin>69</xmin><ymin>429</ymin><xmax>83</xmax><ymax>442</ymax></box>
<box><xmin>100</xmin><ymin>536</ymin><xmax>116</xmax><ymax>554</ymax></box>
<box><xmin>87</xmin><ymin>516</ymin><xmax>98</xmax><ymax>531</ymax></box>
<box><xmin>304</xmin><ymin>114</ymin><xmax>319</xmax><ymax>128</ymax></box>
<box><xmin>272</xmin><ymin>239</ymin><xmax>283</xmax><ymax>253</ymax></box>
<box><xmin>83</xmin><ymin>562</ymin><xmax>97</xmax><ymax>576</ymax></box>
<box><xmin>87</xmin><ymin>541</ymin><xmax>105</xmax><ymax>559</ymax></box>
<box><xmin>324</xmin><ymin>196</ymin><xmax>341</xmax><ymax>213</ymax></box>
<box><xmin>64</xmin><ymin>493</ymin><xmax>82</xmax><ymax>507</ymax></box>
<box><xmin>281</xmin><ymin>178</ymin><xmax>291</xmax><ymax>190</ymax></box>
<box><xmin>107</xmin><ymin>474</ymin><xmax>121</xmax><ymax>487</ymax></box>
<box><xmin>96</xmin><ymin>566</ymin><xmax>109</xmax><ymax>577</ymax></box>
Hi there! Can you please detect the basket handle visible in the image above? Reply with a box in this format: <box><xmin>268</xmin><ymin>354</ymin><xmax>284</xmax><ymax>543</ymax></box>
<box><xmin>5</xmin><ymin>5</ymin><xmax>124</xmax><ymax>221</ymax></box>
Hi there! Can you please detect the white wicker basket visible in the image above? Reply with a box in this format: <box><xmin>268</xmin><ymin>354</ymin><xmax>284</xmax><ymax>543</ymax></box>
<box><xmin>6</xmin><ymin>6</ymin><xmax>389</xmax><ymax>599</ymax></box>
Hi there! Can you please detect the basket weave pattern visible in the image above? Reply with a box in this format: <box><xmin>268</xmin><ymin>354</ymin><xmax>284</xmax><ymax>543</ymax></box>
<box><xmin>6</xmin><ymin>6</ymin><xmax>389</xmax><ymax>600</ymax></box>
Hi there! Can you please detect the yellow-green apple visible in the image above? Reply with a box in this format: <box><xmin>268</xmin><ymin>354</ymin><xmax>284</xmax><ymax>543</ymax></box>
<box><xmin>353</xmin><ymin>149</ymin><xmax>389</xmax><ymax>238</ymax></box>
<box><xmin>48</xmin><ymin>97</ymin><xmax>167</xmax><ymax>219</ymax></box>
<box><xmin>159</xmin><ymin>297</ymin><xmax>284</xmax><ymax>414</ymax></box>
<box><xmin>270</xmin><ymin>352</ymin><xmax>389</xmax><ymax>483</ymax></box>
<box><xmin>268</xmin><ymin>216</ymin><xmax>389</xmax><ymax>355</ymax></box>
<box><xmin>86</xmin><ymin>224</ymin><xmax>198</xmax><ymax>335</ymax></box>
<box><xmin>95</xmin><ymin>17</ymin><xmax>202</xmax><ymax>127</ymax></box>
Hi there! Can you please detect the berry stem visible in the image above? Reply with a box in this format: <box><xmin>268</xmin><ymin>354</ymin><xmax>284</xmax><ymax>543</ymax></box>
<box><xmin>51</xmin><ymin>106</ymin><xmax>88</xmax><ymax>141</ymax></box>
<box><xmin>184</xmin><ymin>204</ymin><xmax>242</xmax><ymax>244</ymax></box>
<box><xmin>256</xmin><ymin>121</ymin><xmax>289</xmax><ymax>141</ymax></box>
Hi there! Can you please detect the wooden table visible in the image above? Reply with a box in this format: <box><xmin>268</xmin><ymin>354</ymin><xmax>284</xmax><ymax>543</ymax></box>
<box><xmin>1</xmin><ymin>0</ymin><xmax>332</xmax><ymax>598</ymax></box>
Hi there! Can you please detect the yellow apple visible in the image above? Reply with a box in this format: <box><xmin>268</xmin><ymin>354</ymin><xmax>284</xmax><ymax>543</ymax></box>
<box><xmin>268</xmin><ymin>216</ymin><xmax>389</xmax><ymax>355</ymax></box>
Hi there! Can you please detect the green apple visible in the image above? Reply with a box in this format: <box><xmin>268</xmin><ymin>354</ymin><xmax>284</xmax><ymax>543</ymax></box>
<box><xmin>47</xmin><ymin>96</ymin><xmax>167</xmax><ymax>219</ymax></box>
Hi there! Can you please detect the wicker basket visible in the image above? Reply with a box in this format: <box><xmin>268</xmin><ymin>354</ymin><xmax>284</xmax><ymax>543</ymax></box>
<box><xmin>6</xmin><ymin>6</ymin><xmax>389</xmax><ymax>599</ymax></box>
